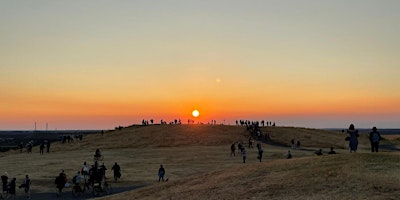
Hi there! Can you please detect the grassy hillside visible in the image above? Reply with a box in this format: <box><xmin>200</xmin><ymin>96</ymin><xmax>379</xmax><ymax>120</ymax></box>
<box><xmin>100</xmin><ymin>153</ymin><xmax>400</xmax><ymax>200</ymax></box>
<box><xmin>0</xmin><ymin>125</ymin><xmax>399</xmax><ymax>199</ymax></box>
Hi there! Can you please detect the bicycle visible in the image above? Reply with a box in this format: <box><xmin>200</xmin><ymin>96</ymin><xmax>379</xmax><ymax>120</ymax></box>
<box><xmin>91</xmin><ymin>178</ymin><xmax>112</xmax><ymax>197</ymax></box>
<box><xmin>72</xmin><ymin>179</ymin><xmax>92</xmax><ymax>197</ymax></box>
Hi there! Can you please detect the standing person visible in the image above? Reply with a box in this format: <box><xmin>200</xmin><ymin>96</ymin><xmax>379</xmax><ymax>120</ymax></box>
<box><xmin>257</xmin><ymin>148</ymin><xmax>263</xmax><ymax>162</ymax></box>
<box><xmin>1</xmin><ymin>172</ymin><xmax>8</xmax><ymax>199</ymax></box>
<box><xmin>296</xmin><ymin>141</ymin><xmax>301</xmax><ymax>149</ymax></box>
<box><xmin>369</xmin><ymin>127</ymin><xmax>382</xmax><ymax>152</ymax></box>
<box><xmin>39</xmin><ymin>143</ymin><xmax>45</xmax><ymax>155</ymax></box>
<box><xmin>347</xmin><ymin>124</ymin><xmax>359</xmax><ymax>153</ymax></box>
<box><xmin>111</xmin><ymin>162</ymin><xmax>121</xmax><ymax>182</ymax></box>
<box><xmin>248</xmin><ymin>137</ymin><xmax>254</xmax><ymax>148</ymax></box>
<box><xmin>81</xmin><ymin>162</ymin><xmax>90</xmax><ymax>178</ymax></box>
<box><xmin>230</xmin><ymin>143</ymin><xmax>236</xmax><ymax>156</ymax></box>
<box><xmin>158</xmin><ymin>165</ymin><xmax>165</xmax><ymax>182</ymax></box>
<box><xmin>8</xmin><ymin>178</ymin><xmax>16</xmax><ymax>200</ymax></box>
<box><xmin>242</xmin><ymin>149</ymin><xmax>247</xmax><ymax>163</ymax></box>
<box><xmin>55</xmin><ymin>173</ymin><xmax>66</xmax><ymax>197</ymax></box>
<box><xmin>291</xmin><ymin>139</ymin><xmax>295</xmax><ymax>149</ymax></box>
<box><xmin>22</xmin><ymin>175</ymin><xmax>31</xmax><ymax>199</ymax></box>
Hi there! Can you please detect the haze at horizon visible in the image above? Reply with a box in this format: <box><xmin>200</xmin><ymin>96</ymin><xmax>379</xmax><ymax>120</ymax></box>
<box><xmin>1</xmin><ymin>0</ymin><xmax>399</xmax><ymax>130</ymax></box>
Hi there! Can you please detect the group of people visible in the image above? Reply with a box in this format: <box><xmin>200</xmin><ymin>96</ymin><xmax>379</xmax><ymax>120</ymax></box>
<box><xmin>230</xmin><ymin>141</ymin><xmax>265</xmax><ymax>163</ymax></box>
<box><xmin>345</xmin><ymin>124</ymin><xmax>382</xmax><ymax>153</ymax></box>
<box><xmin>1</xmin><ymin>172</ymin><xmax>31</xmax><ymax>199</ymax></box>
<box><xmin>54</xmin><ymin>160</ymin><xmax>122</xmax><ymax>197</ymax></box>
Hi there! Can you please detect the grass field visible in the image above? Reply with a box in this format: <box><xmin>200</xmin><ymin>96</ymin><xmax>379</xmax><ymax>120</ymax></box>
<box><xmin>0</xmin><ymin>125</ymin><xmax>399</xmax><ymax>199</ymax></box>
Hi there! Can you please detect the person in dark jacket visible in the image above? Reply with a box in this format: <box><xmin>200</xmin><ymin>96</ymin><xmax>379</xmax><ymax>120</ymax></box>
<box><xmin>369</xmin><ymin>127</ymin><xmax>382</xmax><ymax>152</ymax></box>
<box><xmin>55</xmin><ymin>173</ymin><xmax>66</xmax><ymax>197</ymax></box>
<box><xmin>8</xmin><ymin>178</ymin><xmax>16</xmax><ymax>199</ymax></box>
<box><xmin>158</xmin><ymin>165</ymin><xmax>165</xmax><ymax>182</ymax></box>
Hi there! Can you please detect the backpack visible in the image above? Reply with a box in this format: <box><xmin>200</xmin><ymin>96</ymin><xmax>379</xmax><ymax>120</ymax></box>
<box><xmin>371</xmin><ymin>132</ymin><xmax>380</xmax><ymax>142</ymax></box>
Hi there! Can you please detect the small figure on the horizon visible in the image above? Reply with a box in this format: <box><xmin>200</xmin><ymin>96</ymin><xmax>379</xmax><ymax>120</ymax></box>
<box><xmin>158</xmin><ymin>165</ymin><xmax>166</xmax><ymax>182</ymax></box>
<box><xmin>291</xmin><ymin>139</ymin><xmax>295</xmax><ymax>149</ymax></box>
<box><xmin>242</xmin><ymin>149</ymin><xmax>247</xmax><ymax>163</ymax></box>
<box><xmin>286</xmin><ymin>150</ymin><xmax>292</xmax><ymax>159</ymax></box>
<box><xmin>112</xmin><ymin>162</ymin><xmax>121</xmax><ymax>182</ymax></box>
<box><xmin>328</xmin><ymin>147</ymin><xmax>336</xmax><ymax>154</ymax></box>
<box><xmin>230</xmin><ymin>143</ymin><xmax>236</xmax><ymax>157</ymax></box>
<box><xmin>369</xmin><ymin>127</ymin><xmax>382</xmax><ymax>152</ymax></box>
<box><xmin>101</xmin><ymin>130</ymin><xmax>104</xmax><ymax>136</ymax></box>
<box><xmin>347</xmin><ymin>124</ymin><xmax>359</xmax><ymax>153</ymax></box>
<box><xmin>314</xmin><ymin>149</ymin><xmax>323</xmax><ymax>156</ymax></box>
<box><xmin>257</xmin><ymin>148</ymin><xmax>263</xmax><ymax>162</ymax></box>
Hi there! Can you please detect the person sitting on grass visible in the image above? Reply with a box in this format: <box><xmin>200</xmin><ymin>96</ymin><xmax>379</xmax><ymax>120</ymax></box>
<box><xmin>286</xmin><ymin>150</ymin><xmax>292</xmax><ymax>159</ymax></box>
<box><xmin>314</xmin><ymin>149</ymin><xmax>323</xmax><ymax>156</ymax></box>
<box><xmin>328</xmin><ymin>147</ymin><xmax>336</xmax><ymax>154</ymax></box>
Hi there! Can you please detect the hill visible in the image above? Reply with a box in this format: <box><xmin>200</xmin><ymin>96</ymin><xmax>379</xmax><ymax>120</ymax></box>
<box><xmin>0</xmin><ymin>125</ymin><xmax>399</xmax><ymax>199</ymax></box>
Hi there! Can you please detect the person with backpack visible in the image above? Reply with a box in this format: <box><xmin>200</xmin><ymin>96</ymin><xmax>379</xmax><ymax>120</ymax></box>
<box><xmin>369</xmin><ymin>127</ymin><xmax>382</xmax><ymax>152</ymax></box>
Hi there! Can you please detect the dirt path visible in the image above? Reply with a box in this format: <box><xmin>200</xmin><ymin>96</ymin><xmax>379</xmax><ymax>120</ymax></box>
<box><xmin>6</xmin><ymin>186</ymin><xmax>142</xmax><ymax>200</ymax></box>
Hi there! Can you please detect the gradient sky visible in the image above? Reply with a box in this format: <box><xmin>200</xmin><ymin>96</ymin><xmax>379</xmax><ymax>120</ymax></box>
<box><xmin>1</xmin><ymin>0</ymin><xmax>399</xmax><ymax>130</ymax></box>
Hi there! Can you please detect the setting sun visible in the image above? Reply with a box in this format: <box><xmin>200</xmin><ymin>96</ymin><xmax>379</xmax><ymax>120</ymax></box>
<box><xmin>192</xmin><ymin>110</ymin><xmax>200</xmax><ymax>118</ymax></box>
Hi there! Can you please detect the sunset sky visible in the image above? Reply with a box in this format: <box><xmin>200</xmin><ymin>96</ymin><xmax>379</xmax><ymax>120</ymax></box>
<box><xmin>1</xmin><ymin>0</ymin><xmax>399</xmax><ymax>130</ymax></box>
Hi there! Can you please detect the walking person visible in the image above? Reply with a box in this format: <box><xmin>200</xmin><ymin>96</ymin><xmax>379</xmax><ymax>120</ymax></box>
<box><xmin>158</xmin><ymin>165</ymin><xmax>165</xmax><ymax>182</ymax></box>
<box><xmin>22</xmin><ymin>174</ymin><xmax>31</xmax><ymax>199</ymax></box>
<box><xmin>257</xmin><ymin>148</ymin><xmax>263</xmax><ymax>162</ymax></box>
<box><xmin>369</xmin><ymin>127</ymin><xmax>382</xmax><ymax>152</ymax></box>
<box><xmin>111</xmin><ymin>162</ymin><xmax>121</xmax><ymax>182</ymax></box>
<box><xmin>242</xmin><ymin>149</ymin><xmax>247</xmax><ymax>163</ymax></box>
<box><xmin>55</xmin><ymin>172</ymin><xmax>66</xmax><ymax>197</ymax></box>
<box><xmin>230</xmin><ymin>143</ymin><xmax>236</xmax><ymax>157</ymax></box>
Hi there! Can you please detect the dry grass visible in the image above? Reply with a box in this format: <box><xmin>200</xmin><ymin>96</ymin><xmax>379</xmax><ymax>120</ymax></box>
<box><xmin>0</xmin><ymin>125</ymin><xmax>399</xmax><ymax>199</ymax></box>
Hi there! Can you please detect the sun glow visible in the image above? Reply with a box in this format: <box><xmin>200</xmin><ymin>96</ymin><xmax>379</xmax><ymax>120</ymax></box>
<box><xmin>192</xmin><ymin>110</ymin><xmax>200</xmax><ymax>117</ymax></box>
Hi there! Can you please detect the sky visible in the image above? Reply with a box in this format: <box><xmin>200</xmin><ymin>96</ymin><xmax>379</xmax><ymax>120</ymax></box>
<box><xmin>1</xmin><ymin>0</ymin><xmax>399</xmax><ymax>130</ymax></box>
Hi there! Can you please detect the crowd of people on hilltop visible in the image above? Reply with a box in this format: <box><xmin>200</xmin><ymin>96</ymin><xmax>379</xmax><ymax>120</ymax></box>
<box><xmin>228</xmin><ymin>122</ymin><xmax>385</xmax><ymax>164</ymax></box>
